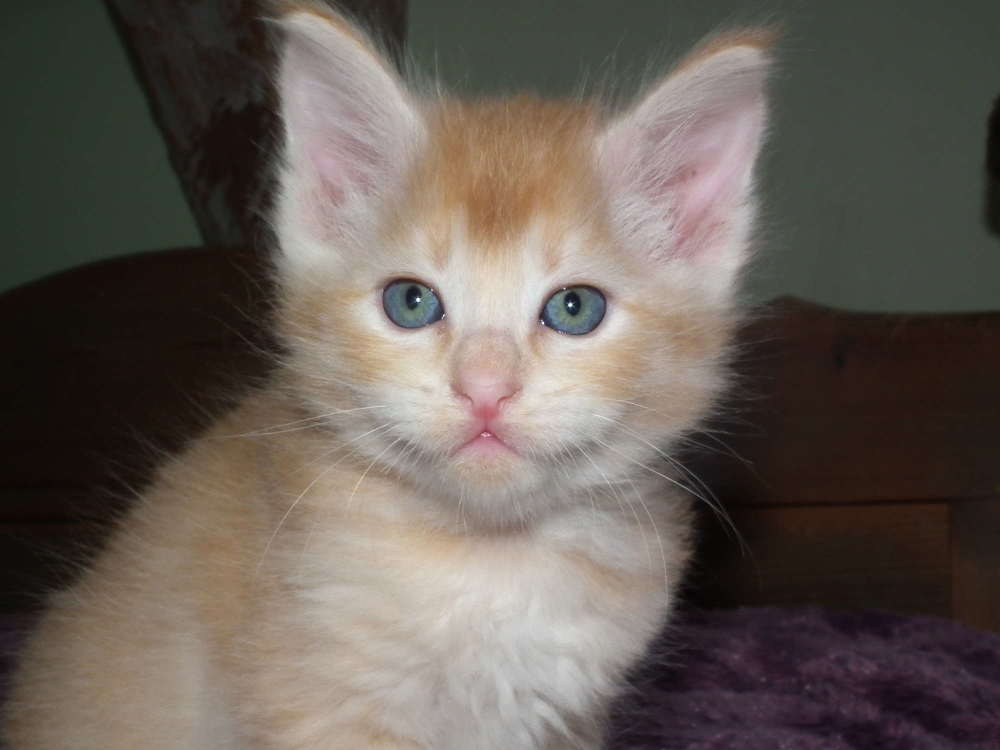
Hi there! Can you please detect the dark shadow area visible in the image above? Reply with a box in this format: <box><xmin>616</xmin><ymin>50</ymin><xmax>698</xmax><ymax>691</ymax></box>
<box><xmin>986</xmin><ymin>94</ymin><xmax>1000</xmax><ymax>236</ymax></box>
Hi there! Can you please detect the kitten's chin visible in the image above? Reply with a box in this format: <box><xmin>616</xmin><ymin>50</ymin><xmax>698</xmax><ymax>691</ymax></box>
<box><xmin>449</xmin><ymin>446</ymin><xmax>525</xmax><ymax>487</ymax></box>
<box><xmin>434</xmin><ymin>445</ymin><xmax>551</xmax><ymax>528</ymax></box>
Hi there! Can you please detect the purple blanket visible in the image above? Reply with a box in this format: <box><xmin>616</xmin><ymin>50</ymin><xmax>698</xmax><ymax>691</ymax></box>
<box><xmin>610</xmin><ymin>607</ymin><xmax>1000</xmax><ymax>749</ymax></box>
<box><xmin>3</xmin><ymin>608</ymin><xmax>999</xmax><ymax>748</ymax></box>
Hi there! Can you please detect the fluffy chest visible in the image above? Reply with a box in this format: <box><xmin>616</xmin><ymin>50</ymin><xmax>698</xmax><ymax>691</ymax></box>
<box><xmin>282</xmin><ymin>512</ymin><xmax>675</xmax><ymax>749</ymax></box>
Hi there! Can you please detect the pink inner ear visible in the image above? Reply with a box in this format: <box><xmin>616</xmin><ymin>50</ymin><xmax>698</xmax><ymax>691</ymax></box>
<box><xmin>660</xmin><ymin>100</ymin><xmax>763</xmax><ymax>256</ymax></box>
<box><xmin>278</xmin><ymin>17</ymin><xmax>420</xmax><ymax>243</ymax></box>
<box><xmin>296</xmin><ymin>74</ymin><xmax>389</xmax><ymax>208</ymax></box>
<box><xmin>309</xmin><ymin>133</ymin><xmax>383</xmax><ymax>206</ymax></box>
<box><xmin>312</xmin><ymin>147</ymin><xmax>349</xmax><ymax>205</ymax></box>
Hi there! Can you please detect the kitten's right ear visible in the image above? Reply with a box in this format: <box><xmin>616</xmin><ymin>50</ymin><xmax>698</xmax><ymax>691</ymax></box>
<box><xmin>274</xmin><ymin>5</ymin><xmax>422</xmax><ymax>263</ymax></box>
<box><xmin>597</xmin><ymin>31</ymin><xmax>773</xmax><ymax>298</ymax></box>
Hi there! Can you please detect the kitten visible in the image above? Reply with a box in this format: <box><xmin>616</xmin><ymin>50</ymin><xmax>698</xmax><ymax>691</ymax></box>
<box><xmin>3</xmin><ymin>4</ymin><xmax>771</xmax><ymax>749</ymax></box>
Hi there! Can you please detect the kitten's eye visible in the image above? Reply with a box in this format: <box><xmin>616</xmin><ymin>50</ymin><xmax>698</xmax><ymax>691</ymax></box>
<box><xmin>540</xmin><ymin>286</ymin><xmax>606</xmax><ymax>335</ymax></box>
<box><xmin>382</xmin><ymin>279</ymin><xmax>445</xmax><ymax>329</ymax></box>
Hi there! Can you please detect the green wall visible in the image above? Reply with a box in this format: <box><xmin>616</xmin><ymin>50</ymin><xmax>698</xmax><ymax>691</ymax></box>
<box><xmin>409</xmin><ymin>0</ymin><xmax>1000</xmax><ymax>311</ymax></box>
<box><xmin>4</xmin><ymin>1</ymin><xmax>998</xmax><ymax>312</ymax></box>
<box><xmin>0</xmin><ymin>2</ymin><xmax>200</xmax><ymax>294</ymax></box>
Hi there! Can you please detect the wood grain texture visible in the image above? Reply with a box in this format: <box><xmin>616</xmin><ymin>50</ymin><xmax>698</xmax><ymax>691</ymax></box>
<box><xmin>691</xmin><ymin>503</ymin><xmax>952</xmax><ymax>617</ymax></box>
<box><xmin>685</xmin><ymin>298</ymin><xmax>1000</xmax><ymax>629</ymax></box>
<box><xmin>695</xmin><ymin>297</ymin><xmax>1000</xmax><ymax>506</ymax></box>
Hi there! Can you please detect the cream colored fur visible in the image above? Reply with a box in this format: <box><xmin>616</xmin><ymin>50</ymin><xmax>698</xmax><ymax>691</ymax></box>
<box><xmin>3</xmin><ymin>6</ymin><xmax>771</xmax><ymax>749</ymax></box>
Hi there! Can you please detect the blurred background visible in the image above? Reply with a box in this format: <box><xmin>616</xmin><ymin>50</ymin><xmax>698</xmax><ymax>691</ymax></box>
<box><xmin>2</xmin><ymin>0</ymin><xmax>998</xmax><ymax>310</ymax></box>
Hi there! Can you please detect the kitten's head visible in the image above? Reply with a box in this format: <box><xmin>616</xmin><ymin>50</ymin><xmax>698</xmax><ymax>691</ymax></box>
<box><xmin>270</xmin><ymin>5</ymin><xmax>772</xmax><ymax>528</ymax></box>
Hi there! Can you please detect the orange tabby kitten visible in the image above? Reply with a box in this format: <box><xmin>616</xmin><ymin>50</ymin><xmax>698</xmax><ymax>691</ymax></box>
<box><xmin>4</xmin><ymin>4</ymin><xmax>771</xmax><ymax>748</ymax></box>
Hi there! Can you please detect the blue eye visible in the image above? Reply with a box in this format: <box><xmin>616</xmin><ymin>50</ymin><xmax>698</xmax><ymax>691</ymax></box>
<box><xmin>382</xmin><ymin>280</ymin><xmax>444</xmax><ymax>329</ymax></box>
<box><xmin>540</xmin><ymin>286</ymin><xmax>606</xmax><ymax>335</ymax></box>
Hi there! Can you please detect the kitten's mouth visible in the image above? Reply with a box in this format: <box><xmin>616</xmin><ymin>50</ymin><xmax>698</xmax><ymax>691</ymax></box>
<box><xmin>455</xmin><ymin>429</ymin><xmax>519</xmax><ymax>458</ymax></box>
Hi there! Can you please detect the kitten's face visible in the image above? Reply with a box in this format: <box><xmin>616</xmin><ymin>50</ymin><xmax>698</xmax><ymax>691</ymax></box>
<box><xmin>279</xmin><ymin>101</ymin><xmax>730</xmax><ymax>526</ymax></box>
<box><xmin>273</xmin><ymin>9</ymin><xmax>769</xmax><ymax>527</ymax></box>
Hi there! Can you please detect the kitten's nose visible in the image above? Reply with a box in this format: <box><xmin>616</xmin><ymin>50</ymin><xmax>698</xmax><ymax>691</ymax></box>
<box><xmin>451</xmin><ymin>330</ymin><xmax>522</xmax><ymax>421</ymax></box>
<box><xmin>453</xmin><ymin>366</ymin><xmax>520</xmax><ymax>421</ymax></box>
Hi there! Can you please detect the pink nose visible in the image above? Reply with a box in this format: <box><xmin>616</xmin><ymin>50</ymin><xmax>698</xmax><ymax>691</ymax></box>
<box><xmin>452</xmin><ymin>368</ymin><xmax>520</xmax><ymax>421</ymax></box>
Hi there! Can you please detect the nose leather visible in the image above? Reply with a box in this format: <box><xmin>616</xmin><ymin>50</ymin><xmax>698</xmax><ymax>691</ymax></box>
<box><xmin>451</xmin><ymin>329</ymin><xmax>522</xmax><ymax>418</ymax></box>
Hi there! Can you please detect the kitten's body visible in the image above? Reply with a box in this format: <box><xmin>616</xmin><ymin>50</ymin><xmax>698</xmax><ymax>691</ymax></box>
<box><xmin>8</xmin><ymin>390</ymin><xmax>688</xmax><ymax>749</ymax></box>
<box><xmin>4</xmin><ymin>6</ymin><xmax>771</xmax><ymax>749</ymax></box>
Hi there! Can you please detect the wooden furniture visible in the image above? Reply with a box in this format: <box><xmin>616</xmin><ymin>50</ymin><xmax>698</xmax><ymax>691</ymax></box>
<box><xmin>0</xmin><ymin>249</ymin><xmax>273</xmax><ymax>614</ymax></box>
<box><xmin>690</xmin><ymin>298</ymin><xmax>1000</xmax><ymax>632</ymax></box>
<box><xmin>2</xmin><ymin>259</ymin><xmax>998</xmax><ymax>633</ymax></box>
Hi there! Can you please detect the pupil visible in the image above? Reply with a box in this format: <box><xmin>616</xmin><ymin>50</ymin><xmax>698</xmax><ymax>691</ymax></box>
<box><xmin>564</xmin><ymin>290</ymin><xmax>581</xmax><ymax>316</ymax></box>
<box><xmin>405</xmin><ymin>285</ymin><xmax>423</xmax><ymax>310</ymax></box>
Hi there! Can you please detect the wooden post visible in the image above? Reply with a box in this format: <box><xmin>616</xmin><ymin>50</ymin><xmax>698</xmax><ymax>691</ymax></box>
<box><xmin>952</xmin><ymin>497</ymin><xmax>1000</xmax><ymax>632</ymax></box>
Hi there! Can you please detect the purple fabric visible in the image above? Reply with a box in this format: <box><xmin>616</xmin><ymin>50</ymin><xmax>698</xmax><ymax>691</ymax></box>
<box><xmin>609</xmin><ymin>607</ymin><xmax>1000</xmax><ymax>749</ymax></box>
<box><xmin>2</xmin><ymin>608</ymin><xmax>999</xmax><ymax>747</ymax></box>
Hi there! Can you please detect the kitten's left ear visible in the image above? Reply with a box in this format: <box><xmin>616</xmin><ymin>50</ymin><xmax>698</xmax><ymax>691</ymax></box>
<box><xmin>274</xmin><ymin>6</ymin><xmax>423</xmax><ymax>266</ymax></box>
<box><xmin>598</xmin><ymin>32</ymin><xmax>774</xmax><ymax>296</ymax></box>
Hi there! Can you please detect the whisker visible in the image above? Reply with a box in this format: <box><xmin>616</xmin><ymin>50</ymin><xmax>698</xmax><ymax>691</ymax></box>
<box><xmin>296</xmin><ymin>422</ymin><xmax>395</xmax><ymax>473</ymax></box>
<box><xmin>257</xmin><ymin>421</ymin><xmax>394</xmax><ymax>575</ymax></box>
<box><xmin>457</xmin><ymin>484</ymin><xmax>469</xmax><ymax>534</ymax></box>
<box><xmin>220</xmin><ymin>405</ymin><xmax>389</xmax><ymax>439</ymax></box>
<box><xmin>589</xmin><ymin>433</ymin><xmax>747</xmax><ymax>556</ymax></box>
<box><xmin>301</xmin><ymin>372</ymin><xmax>371</xmax><ymax>390</ymax></box>
<box><xmin>576</xmin><ymin>444</ymin><xmax>652</xmax><ymax>572</ymax></box>
<box><xmin>595</xmin><ymin>416</ymin><xmax>721</xmax><ymax>507</ymax></box>
<box><xmin>620</xmin><ymin>472</ymin><xmax>671</xmax><ymax>598</ymax></box>
<box><xmin>554</xmin><ymin>436</ymin><xmax>600</xmax><ymax>528</ymax></box>
<box><xmin>297</xmin><ymin>429</ymin><xmax>405</xmax><ymax>573</ymax></box>
<box><xmin>592</xmin><ymin>396</ymin><xmax>663</xmax><ymax>415</ymax></box>
<box><xmin>591</xmin><ymin>414</ymin><xmax>749</xmax><ymax>555</ymax></box>
<box><xmin>346</xmin><ymin>437</ymin><xmax>403</xmax><ymax>512</ymax></box>
<box><xmin>680</xmin><ymin>429</ymin><xmax>754</xmax><ymax>467</ymax></box>
<box><xmin>256</xmin><ymin>457</ymin><xmax>340</xmax><ymax>577</ymax></box>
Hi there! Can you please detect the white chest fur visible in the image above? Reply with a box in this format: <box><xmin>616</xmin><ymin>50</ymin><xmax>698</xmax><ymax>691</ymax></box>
<box><xmin>269</xmin><ymin>505</ymin><xmax>680</xmax><ymax>750</ymax></box>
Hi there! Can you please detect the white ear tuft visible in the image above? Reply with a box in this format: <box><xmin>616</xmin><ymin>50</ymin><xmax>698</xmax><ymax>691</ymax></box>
<box><xmin>274</xmin><ymin>8</ymin><xmax>423</xmax><ymax>266</ymax></box>
<box><xmin>598</xmin><ymin>32</ymin><xmax>773</xmax><ymax>296</ymax></box>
